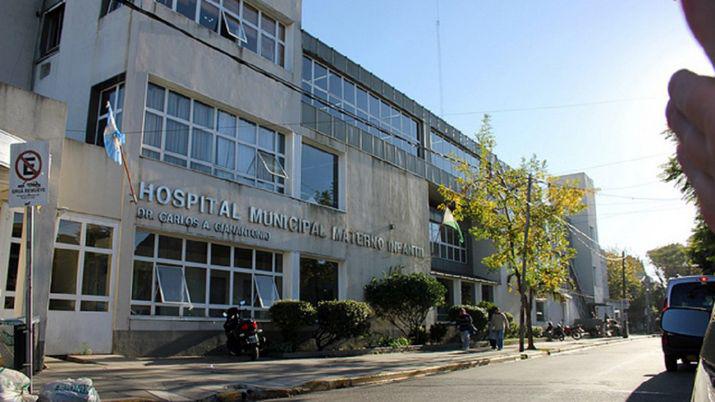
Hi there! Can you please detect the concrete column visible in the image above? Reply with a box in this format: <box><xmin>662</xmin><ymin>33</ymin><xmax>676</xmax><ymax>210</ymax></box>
<box><xmin>474</xmin><ymin>282</ymin><xmax>483</xmax><ymax>303</ymax></box>
<box><xmin>338</xmin><ymin>260</ymin><xmax>348</xmax><ymax>300</ymax></box>
<box><xmin>289</xmin><ymin>132</ymin><xmax>302</xmax><ymax>200</ymax></box>
<box><xmin>283</xmin><ymin>251</ymin><xmax>301</xmax><ymax>300</ymax></box>
<box><xmin>453</xmin><ymin>279</ymin><xmax>462</xmax><ymax>306</ymax></box>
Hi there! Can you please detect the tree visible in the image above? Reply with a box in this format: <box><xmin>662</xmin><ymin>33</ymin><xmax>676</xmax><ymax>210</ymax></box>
<box><xmin>364</xmin><ymin>272</ymin><xmax>446</xmax><ymax>341</ymax></box>
<box><xmin>660</xmin><ymin>129</ymin><xmax>715</xmax><ymax>275</ymax></box>
<box><xmin>313</xmin><ymin>300</ymin><xmax>372</xmax><ymax>350</ymax></box>
<box><xmin>439</xmin><ymin>115</ymin><xmax>585</xmax><ymax>351</ymax></box>
<box><xmin>647</xmin><ymin>243</ymin><xmax>699</xmax><ymax>280</ymax></box>
<box><xmin>689</xmin><ymin>216</ymin><xmax>715</xmax><ymax>275</ymax></box>
<box><xmin>606</xmin><ymin>250</ymin><xmax>664</xmax><ymax>333</ymax></box>
<box><xmin>606</xmin><ymin>250</ymin><xmax>644</xmax><ymax>302</ymax></box>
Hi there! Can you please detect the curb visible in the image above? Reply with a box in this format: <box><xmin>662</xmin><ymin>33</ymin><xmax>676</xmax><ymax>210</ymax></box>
<box><xmin>200</xmin><ymin>337</ymin><xmax>636</xmax><ymax>401</ymax></box>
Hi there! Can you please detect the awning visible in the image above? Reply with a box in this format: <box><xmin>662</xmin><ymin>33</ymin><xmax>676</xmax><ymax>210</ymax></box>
<box><xmin>431</xmin><ymin>270</ymin><xmax>498</xmax><ymax>285</ymax></box>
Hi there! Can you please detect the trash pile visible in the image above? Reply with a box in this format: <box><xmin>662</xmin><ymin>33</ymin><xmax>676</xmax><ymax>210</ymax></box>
<box><xmin>0</xmin><ymin>369</ymin><xmax>100</xmax><ymax>402</ymax></box>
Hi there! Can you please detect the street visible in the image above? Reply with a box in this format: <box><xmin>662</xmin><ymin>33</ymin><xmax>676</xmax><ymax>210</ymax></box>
<box><xmin>277</xmin><ymin>337</ymin><xmax>694</xmax><ymax>402</ymax></box>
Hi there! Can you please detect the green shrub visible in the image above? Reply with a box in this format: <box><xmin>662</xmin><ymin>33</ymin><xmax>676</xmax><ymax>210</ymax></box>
<box><xmin>388</xmin><ymin>337</ymin><xmax>411</xmax><ymax>349</ymax></box>
<box><xmin>429</xmin><ymin>323</ymin><xmax>449</xmax><ymax>344</ymax></box>
<box><xmin>314</xmin><ymin>300</ymin><xmax>372</xmax><ymax>350</ymax></box>
<box><xmin>506</xmin><ymin>322</ymin><xmax>519</xmax><ymax>338</ymax></box>
<box><xmin>531</xmin><ymin>326</ymin><xmax>544</xmax><ymax>338</ymax></box>
<box><xmin>477</xmin><ymin>301</ymin><xmax>497</xmax><ymax>314</ymax></box>
<box><xmin>269</xmin><ymin>300</ymin><xmax>316</xmax><ymax>350</ymax></box>
<box><xmin>504</xmin><ymin>311</ymin><xmax>514</xmax><ymax>323</ymax></box>
<box><xmin>364</xmin><ymin>272</ymin><xmax>446</xmax><ymax>342</ymax></box>
<box><xmin>363</xmin><ymin>333</ymin><xmax>392</xmax><ymax>348</ymax></box>
<box><xmin>447</xmin><ymin>305</ymin><xmax>489</xmax><ymax>335</ymax></box>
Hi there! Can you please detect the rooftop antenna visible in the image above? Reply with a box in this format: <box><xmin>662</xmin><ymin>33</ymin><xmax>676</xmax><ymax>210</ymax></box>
<box><xmin>435</xmin><ymin>0</ymin><xmax>445</xmax><ymax>117</ymax></box>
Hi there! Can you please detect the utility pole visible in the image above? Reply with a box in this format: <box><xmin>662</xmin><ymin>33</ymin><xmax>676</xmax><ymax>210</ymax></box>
<box><xmin>519</xmin><ymin>174</ymin><xmax>532</xmax><ymax>352</ymax></box>
<box><xmin>621</xmin><ymin>251</ymin><xmax>629</xmax><ymax>338</ymax></box>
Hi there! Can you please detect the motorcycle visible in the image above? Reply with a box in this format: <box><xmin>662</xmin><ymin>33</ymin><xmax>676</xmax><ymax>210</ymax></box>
<box><xmin>563</xmin><ymin>324</ymin><xmax>584</xmax><ymax>340</ymax></box>
<box><xmin>223</xmin><ymin>300</ymin><xmax>265</xmax><ymax>360</ymax></box>
<box><xmin>604</xmin><ymin>319</ymin><xmax>622</xmax><ymax>337</ymax></box>
<box><xmin>544</xmin><ymin>322</ymin><xmax>565</xmax><ymax>341</ymax></box>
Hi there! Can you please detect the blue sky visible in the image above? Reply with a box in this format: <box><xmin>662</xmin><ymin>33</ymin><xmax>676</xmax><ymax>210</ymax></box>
<box><xmin>302</xmin><ymin>0</ymin><xmax>713</xmax><ymax>274</ymax></box>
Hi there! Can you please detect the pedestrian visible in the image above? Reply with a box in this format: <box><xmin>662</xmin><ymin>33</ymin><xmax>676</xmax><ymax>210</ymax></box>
<box><xmin>487</xmin><ymin>308</ymin><xmax>497</xmax><ymax>349</ymax></box>
<box><xmin>456</xmin><ymin>308</ymin><xmax>473</xmax><ymax>352</ymax></box>
<box><xmin>489</xmin><ymin>307</ymin><xmax>508</xmax><ymax>351</ymax></box>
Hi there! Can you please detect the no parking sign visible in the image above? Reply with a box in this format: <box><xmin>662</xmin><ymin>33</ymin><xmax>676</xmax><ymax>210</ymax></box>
<box><xmin>9</xmin><ymin>141</ymin><xmax>49</xmax><ymax>207</ymax></box>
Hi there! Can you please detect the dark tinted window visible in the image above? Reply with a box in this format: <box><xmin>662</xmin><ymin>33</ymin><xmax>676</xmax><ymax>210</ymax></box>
<box><xmin>299</xmin><ymin>258</ymin><xmax>338</xmax><ymax>306</ymax></box>
<box><xmin>670</xmin><ymin>282</ymin><xmax>715</xmax><ymax>310</ymax></box>
<box><xmin>301</xmin><ymin>144</ymin><xmax>338</xmax><ymax>208</ymax></box>
<box><xmin>40</xmin><ymin>3</ymin><xmax>64</xmax><ymax>57</ymax></box>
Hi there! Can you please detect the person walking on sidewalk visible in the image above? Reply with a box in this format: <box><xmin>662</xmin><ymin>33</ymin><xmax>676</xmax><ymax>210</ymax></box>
<box><xmin>490</xmin><ymin>307</ymin><xmax>509</xmax><ymax>350</ymax></box>
<box><xmin>456</xmin><ymin>308</ymin><xmax>473</xmax><ymax>352</ymax></box>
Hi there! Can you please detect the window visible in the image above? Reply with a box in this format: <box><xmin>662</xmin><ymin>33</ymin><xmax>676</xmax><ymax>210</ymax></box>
<box><xmin>39</xmin><ymin>2</ymin><xmax>65</xmax><ymax>57</ymax></box>
<box><xmin>130</xmin><ymin>230</ymin><xmax>284</xmax><ymax>319</ymax></box>
<box><xmin>299</xmin><ymin>258</ymin><xmax>337</xmax><ymax>307</ymax></box>
<box><xmin>535</xmin><ymin>299</ymin><xmax>547</xmax><ymax>322</ymax></box>
<box><xmin>436</xmin><ymin>278</ymin><xmax>453</xmax><ymax>322</ymax></box>
<box><xmin>461</xmin><ymin>282</ymin><xmax>475</xmax><ymax>305</ymax></box>
<box><xmin>3</xmin><ymin>212</ymin><xmax>23</xmax><ymax>310</ymax></box>
<box><xmin>430</xmin><ymin>130</ymin><xmax>478</xmax><ymax>179</ymax></box>
<box><xmin>302</xmin><ymin>56</ymin><xmax>420</xmax><ymax>156</ymax></box>
<box><xmin>154</xmin><ymin>0</ymin><xmax>286</xmax><ymax>67</ymax></box>
<box><xmin>100</xmin><ymin>0</ymin><xmax>123</xmax><ymax>16</ymax></box>
<box><xmin>429</xmin><ymin>219</ymin><xmax>467</xmax><ymax>264</ymax></box>
<box><xmin>482</xmin><ymin>284</ymin><xmax>494</xmax><ymax>303</ymax></box>
<box><xmin>301</xmin><ymin>144</ymin><xmax>338</xmax><ymax>208</ymax></box>
<box><xmin>49</xmin><ymin>217</ymin><xmax>116</xmax><ymax>312</ymax></box>
<box><xmin>85</xmin><ymin>75</ymin><xmax>125</xmax><ymax>146</ymax></box>
<box><xmin>142</xmin><ymin>83</ymin><xmax>286</xmax><ymax>194</ymax></box>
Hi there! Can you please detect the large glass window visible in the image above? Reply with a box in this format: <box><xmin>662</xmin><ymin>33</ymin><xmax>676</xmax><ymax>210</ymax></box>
<box><xmin>299</xmin><ymin>258</ymin><xmax>338</xmax><ymax>307</ymax></box>
<box><xmin>142</xmin><ymin>83</ymin><xmax>286</xmax><ymax>194</ymax></box>
<box><xmin>436</xmin><ymin>278</ymin><xmax>453</xmax><ymax>322</ymax></box>
<box><xmin>302</xmin><ymin>56</ymin><xmax>420</xmax><ymax>156</ymax></box>
<box><xmin>429</xmin><ymin>220</ymin><xmax>467</xmax><ymax>264</ymax></box>
<box><xmin>131</xmin><ymin>230</ymin><xmax>284</xmax><ymax>319</ymax></box>
<box><xmin>430</xmin><ymin>130</ymin><xmax>478</xmax><ymax>179</ymax></box>
<box><xmin>50</xmin><ymin>218</ymin><xmax>115</xmax><ymax>312</ymax></box>
<box><xmin>482</xmin><ymin>284</ymin><xmax>494</xmax><ymax>303</ymax></box>
<box><xmin>461</xmin><ymin>282</ymin><xmax>475</xmax><ymax>305</ymax></box>
<box><xmin>301</xmin><ymin>144</ymin><xmax>338</xmax><ymax>208</ymax></box>
<box><xmin>154</xmin><ymin>0</ymin><xmax>286</xmax><ymax>67</ymax></box>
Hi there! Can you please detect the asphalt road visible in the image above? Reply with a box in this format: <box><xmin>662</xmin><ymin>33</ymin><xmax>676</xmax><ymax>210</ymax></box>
<box><xmin>277</xmin><ymin>337</ymin><xmax>695</xmax><ymax>402</ymax></box>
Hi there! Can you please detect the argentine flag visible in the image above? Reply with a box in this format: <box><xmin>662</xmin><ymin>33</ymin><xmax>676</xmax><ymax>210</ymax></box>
<box><xmin>103</xmin><ymin>101</ymin><xmax>125</xmax><ymax>165</ymax></box>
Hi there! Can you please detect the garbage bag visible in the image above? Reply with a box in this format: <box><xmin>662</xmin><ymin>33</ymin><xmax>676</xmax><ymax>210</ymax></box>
<box><xmin>0</xmin><ymin>368</ymin><xmax>37</xmax><ymax>402</ymax></box>
<box><xmin>39</xmin><ymin>379</ymin><xmax>99</xmax><ymax>402</ymax></box>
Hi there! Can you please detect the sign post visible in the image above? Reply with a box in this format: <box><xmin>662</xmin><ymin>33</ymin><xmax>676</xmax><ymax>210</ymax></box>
<box><xmin>9</xmin><ymin>141</ymin><xmax>49</xmax><ymax>391</ymax></box>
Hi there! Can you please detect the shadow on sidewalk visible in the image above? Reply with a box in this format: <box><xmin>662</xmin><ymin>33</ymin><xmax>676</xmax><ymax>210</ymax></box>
<box><xmin>626</xmin><ymin>365</ymin><xmax>695</xmax><ymax>402</ymax></box>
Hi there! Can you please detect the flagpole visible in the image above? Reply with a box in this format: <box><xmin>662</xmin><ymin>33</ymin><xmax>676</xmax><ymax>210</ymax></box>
<box><xmin>120</xmin><ymin>147</ymin><xmax>138</xmax><ymax>204</ymax></box>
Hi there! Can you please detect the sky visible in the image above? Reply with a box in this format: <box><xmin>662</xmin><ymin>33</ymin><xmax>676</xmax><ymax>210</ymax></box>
<box><xmin>301</xmin><ymin>0</ymin><xmax>713</xmax><ymax>277</ymax></box>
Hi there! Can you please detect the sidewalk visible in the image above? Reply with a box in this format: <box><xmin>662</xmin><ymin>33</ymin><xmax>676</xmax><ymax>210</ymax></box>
<box><xmin>34</xmin><ymin>336</ymin><xmax>644</xmax><ymax>401</ymax></box>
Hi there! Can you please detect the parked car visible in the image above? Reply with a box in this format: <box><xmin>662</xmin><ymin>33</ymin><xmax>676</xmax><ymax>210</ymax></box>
<box><xmin>660</xmin><ymin>275</ymin><xmax>715</xmax><ymax>372</ymax></box>
<box><xmin>692</xmin><ymin>305</ymin><xmax>715</xmax><ymax>401</ymax></box>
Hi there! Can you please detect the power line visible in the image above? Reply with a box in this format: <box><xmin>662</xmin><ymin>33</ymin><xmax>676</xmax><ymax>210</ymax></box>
<box><xmin>554</xmin><ymin>152</ymin><xmax>670</xmax><ymax>175</ymax></box>
<box><xmin>443</xmin><ymin>96</ymin><xmax>660</xmax><ymax>116</ymax></box>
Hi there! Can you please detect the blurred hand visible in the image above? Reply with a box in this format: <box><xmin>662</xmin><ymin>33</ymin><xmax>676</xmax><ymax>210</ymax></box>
<box><xmin>666</xmin><ymin>0</ymin><xmax>715</xmax><ymax>231</ymax></box>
